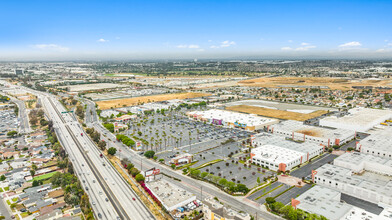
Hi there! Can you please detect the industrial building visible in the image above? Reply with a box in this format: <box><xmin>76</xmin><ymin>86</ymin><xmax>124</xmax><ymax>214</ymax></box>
<box><xmin>203</xmin><ymin>197</ymin><xmax>251</xmax><ymax>220</ymax></box>
<box><xmin>267</xmin><ymin>120</ymin><xmax>355</xmax><ymax>146</ymax></box>
<box><xmin>187</xmin><ymin>109</ymin><xmax>279</xmax><ymax>131</ymax></box>
<box><xmin>313</xmin><ymin>153</ymin><xmax>392</xmax><ymax>206</ymax></box>
<box><xmin>319</xmin><ymin>107</ymin><xmax>392</xmax><ymax>132</ymax></box>
<box><xmin>356</xmin><ymin>134</ymin><xmax>392</xmax><ymax>159</ymax></box>
<box><xmin>293</xmin><ymin>185</ymin><xmax>388</xmax><ymax>220</ymax></box>
<box><xmin>334</xmin><ymin>152</ymin><xmax>392</xmax><ymax>176</ymax></box>
<box><xmin>146</xmin><ymin>178</ymin><xmax>196</xmax><ymax>212</ymax></box>
<box><xmin>251</xmin><ymin>133</ymin><xmax>324</xmax><ymax>172</ymax></box>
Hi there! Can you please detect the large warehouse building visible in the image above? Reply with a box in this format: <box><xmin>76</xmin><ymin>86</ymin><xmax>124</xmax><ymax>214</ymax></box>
<box><xmin>319</xmin><ymin>107</ymin><xmax>392</xmax><ymax>132</ymax></box>
<box><xmin>356</xmin><ymin>134</ymin><xmax>392</xmax><ymax>159</ymax></box>
<box><xmin>187</xmin><ymin>109</ymin><xmax>279</xmax><ymax>131</ymax></box>
<box><xmin>267</xmin><ymin>120</ymin><xmax>355</xmax><ymax>146</ymax></box>
<box><xmin>251</xmin><ymin>134</ymin><xmax>324</xmax><ymax>172</ymax></box>
<box><xmin>293</xmin><ymin>185</ymin><xmax>387</xmax><ymax>220</ymax></box>
<box><xmin>313</xmin><ymin>152</ymin><xmax>392</xmax><ymax>206</ymax></box>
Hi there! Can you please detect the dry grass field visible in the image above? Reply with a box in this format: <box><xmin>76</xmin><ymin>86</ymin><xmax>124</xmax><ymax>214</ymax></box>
<box><xmin>238</xmin><ymin>77</ymin><xmax>392</xmax><ymax>90</ymax></box>
<box><xmin>96</xmin><ymin>92</ymin><xmax>211</xmax><ymax>109</ymax></box>
<box><xmin>226</xmin><ymin>105</ymin><xmax>328</xmax><ymax>121</ymax></box>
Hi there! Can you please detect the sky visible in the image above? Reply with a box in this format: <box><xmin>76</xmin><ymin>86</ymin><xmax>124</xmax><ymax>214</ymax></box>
<box><xmin>0</xmin><ymin>0</ymin><xmax>392</xmax><ymax>60</ymax></box>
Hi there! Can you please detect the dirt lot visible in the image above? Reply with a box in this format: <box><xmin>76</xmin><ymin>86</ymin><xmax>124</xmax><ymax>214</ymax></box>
<box><xmin>238</xmin><ymin>77</ymin><xmax>392</xmax><ymax>90</ymax></box>
<box><xmin>96</xmin><ymin>92</ymin><xmax>211</xmax><ymax>109</ymax></box>
<box><xmin>226</xmin><ymin>105</ymin><xmax>328</xmax><ymax>121</ymax></box>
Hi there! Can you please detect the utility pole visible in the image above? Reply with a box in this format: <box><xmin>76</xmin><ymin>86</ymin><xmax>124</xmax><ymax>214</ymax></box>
<box><xmin>141</xmin><ymin>157</ymin><xmax>143</xmax><ymax>171</ymax></box>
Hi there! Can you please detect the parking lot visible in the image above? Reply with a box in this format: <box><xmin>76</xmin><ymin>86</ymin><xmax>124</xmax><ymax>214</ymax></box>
<box><xmin>197</xmin><ymin>158</ymin><xmax>274</xmax><ymax>188</ymax></box>
<box><xmin>0</xmin><ymin>109</ymin><xmax>19</xmax><ymax>136</ymax></box>
<box><xmin>131</xmin><ymin>112</ymin><xmax>253</xmax><ymax>156</ymax></box>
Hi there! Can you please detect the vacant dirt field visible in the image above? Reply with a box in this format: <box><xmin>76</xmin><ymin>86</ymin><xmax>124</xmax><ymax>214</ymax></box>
<box><xmin>238</xmin><ymin>77</ymin><xmax>392</xmax><ymax>90</ymax></box>
<box><xmin>96</xmin><ymin>92</ymin><xmax>211</xmax><ymax>109</ymax></box>
<box><xmin>226</xmin><ymin>105</ymin><xmax>328</xmax><ymax>121</ymax></box>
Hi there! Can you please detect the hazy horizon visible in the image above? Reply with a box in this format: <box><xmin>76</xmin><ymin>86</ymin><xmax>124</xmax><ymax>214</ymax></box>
<box><xmin>1</xmin><ymin>0</ymin><xmax>391</xmax><ymax>61</ymax></box>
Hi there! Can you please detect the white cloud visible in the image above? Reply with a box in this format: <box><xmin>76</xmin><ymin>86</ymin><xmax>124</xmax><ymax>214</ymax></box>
<box><xmin>388</xmin><ymin>43</ymin><xmax>392</xmax><ymax>46</ymax></box>
<box><xmin>210</xmin><ymin>40</ymin><xmax>236</xmax><ymax>49</ymax></box>
<box><xmin>115</xmin><ymin>37</ymin><xmax>120</xmax><ymax>40</ymax></box>
<box><xmin>176</xmin><ymin>44</ymin><xmax>200</xmax><ymax>49</ymax></box>
<box><xmin>281</xmin><ymin>44</ymin><xmax>316</xmax><ymax>51</ymax></box>
<box><xmin>281</xmin><ymin>47</ymin><xmax>293</xmax><ymax>51</ymax></box>
<box><xmin>220</xmin><ymin>40</ymin><xmax>236</xmax><ymax>48</ymax></box>
<box><xmin>339</xmin><ymin>41</ymin><xmax>361</xmax><ymax>47</ymax></box>
<box><xmin>197</xmin><ymin>49</ymin><xmax>205</xmax><ymax>52</ymax></box>
<box><xmin>296</xmin><ymin>45</ymin><xmax>316</xmax><ymax>51</ymax></box>
<box><xmin>376</xmin><ymin>49</ymin><xmax>386</xmax><ymax>53</ymax></box>
<box><xmin>208</xmin><ymin>40</ymin><xmax>212</xmax><ymax>42</ymax></box>
<box><xmin>188</xmin><ymin>44</ymin><xmax>200</xmax><ymax>49</ymax></box>
<box><xmin>97</xmin><ymin>38</ymin><xmax>109</xmax><ymax>43</ymax></box>
<box><xmin>31</xmin><ymin>44</ymin><xmax>69</xmax><ymax>52</ymax></box>
<box><xmin>288</xmin><ymin>40</ymin><xmax>293</xmax><ymax>43</ymax></box>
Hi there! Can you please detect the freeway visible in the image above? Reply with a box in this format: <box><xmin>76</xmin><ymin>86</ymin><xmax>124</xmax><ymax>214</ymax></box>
<box><xmin>42</xmin><ymin>95</ymin><xmax>155</xmax><ymax>220</ymax></box>
<box><xmin>0</xmin><ymin>91</ymin><xmax>31</xmax><ymax>134</ymax></box>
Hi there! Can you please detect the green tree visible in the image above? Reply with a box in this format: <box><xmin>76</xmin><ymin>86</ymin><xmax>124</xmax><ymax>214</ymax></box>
<box><xmin>135</xmin><ymin>174</ymin><xmax>145</xmax><ymax>182</ymax></box>
<box><xmin>144</xmin><ymin>150</ymin><xmax>155</xmax><ymax>158</ymax></box>
<box><xmin>107</xmin><ymin>147</ymin><xmax>117</xmax><ymax>155</ymax></box>
<box><xmin>0</xmin><ymin>175</ymin><xmax>6</xmax><ymax>181</ymax></box>
<box><xmin>257</xmin><ymin>176</ymin><xmax>261</xmax><ymax>185</ymax></box>
<box><xmin>201</xmin><ymin>172</ymin><xmax>208</xmax><ymax>178</ymax></box>
<box><xmin>32</xmin><ymin>180</ymin><xmax>40</xmax><ymax>187</ymax></box>
<box><xmin>98</xmin><ymin>140</ymin><xmax>107</xmax><ymax>150</ymax></box>
<box><xmin>30</xmin><ymin>170</ymin><xmax>35</xmax><ymax>177</ymax></box>
<box><xmin>6</xmin><ymin>130</ymin><xmax>18</xmax><ymax>137</ymax></box>
<box><xmin>190</xmin><ymin>169</ymin><xmax>201</xmax><ymax>177</ymax></box>
<box><xmin>235</xmin><ymin>184</ymin><xmax>249</xmax><ymax>194</ymax></box>
<box><xmin>265</xmin><ymin>197</ymin><xmax>276</xmax><ymax>204</ymax></box>
<box><xmin>130</xmin><ymin>167</ymin><xmax>140</xmax><ymax>177</ymax></box>
<box><xmin>218</xmin><ymin>178</ymin><xmax>228</xmax><ymax>186</ymax></box>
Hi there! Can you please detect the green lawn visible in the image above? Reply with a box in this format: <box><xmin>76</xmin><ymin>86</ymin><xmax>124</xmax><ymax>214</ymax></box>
<box><xmin>12</xmin><ymin>197</ymin><xmax>18</xmax><ymax>202</ymax></box>
<box><xmin>6</xmin><ymin>200</ymin><xmax>11</xmax><ymax>205</ymax></box>
<box><xmin>0</xmin><ymin>188</ymin><xmax>3</xmax><ymax>192</ymax></box>
<box><xmin>29</xmin><ymin>171</ymin><xmax>59</xmax><ymax>182</ymax></box>
<box><xmin>4</xmin><ymin>187</ymin><xmax>9</xmax><ymax>191</ymax></box>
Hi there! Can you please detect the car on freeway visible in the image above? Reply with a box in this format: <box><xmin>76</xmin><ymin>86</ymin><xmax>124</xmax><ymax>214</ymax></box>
<box><xmin>132</xmin><ymin>197</ymin><xmax>136</xmax><ymax>201</ymax></box>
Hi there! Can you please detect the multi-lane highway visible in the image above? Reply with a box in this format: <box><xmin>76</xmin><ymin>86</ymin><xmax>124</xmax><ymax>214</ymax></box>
<box><xmin>42</xmin><ymin>95</ymin><xmax>155</xmax><ymax>220</ymax></box>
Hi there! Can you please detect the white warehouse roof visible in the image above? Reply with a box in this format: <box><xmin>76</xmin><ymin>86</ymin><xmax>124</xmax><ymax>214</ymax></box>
<box><xmin>319</xmin><ymin>108</ymin><xmax>392</xmax><ymax>132</ymax></box>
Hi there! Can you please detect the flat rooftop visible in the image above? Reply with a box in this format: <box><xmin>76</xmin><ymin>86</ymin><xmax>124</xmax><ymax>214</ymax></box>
<box><xmin>320</xmin><ymin>108</ymin><xmax>392</xmax><ymax>130</ymax></box>
<box><xmin>253</xmin><ymin>133</ymin><xmax>323</xmax><ymax>154</ymax></box>
<box><xmin>316</xmin><ymin>164</ymin><xmax>392</xmax><ymax>198</ymax></box>
<box><xmin>359</xmin><ymin>134</ymin><xmax>392</xmax><ymax>153</ymax></box>
<box><xmin>188</xmin><ymin>109</ymin><xmax>279</xmax><ymax>126</ymax></box>
<box><xmin>271</xmin><ymin>120</ymin><xmax>355</xmax><ymax>139</ymax></box>
<box><xmin>146</xmin><ymin>178</ymin><xmax>195</xmax><ymax>210</ymax></box>
<box><xmin>252</xmin><ymin>144</ymin><xmax>305</xmax><ymax>165</ymax></box>
<box><xmin>296</xmin><ymin>185</ymin><xmax>353</xmax><ymax>220</ymax></box>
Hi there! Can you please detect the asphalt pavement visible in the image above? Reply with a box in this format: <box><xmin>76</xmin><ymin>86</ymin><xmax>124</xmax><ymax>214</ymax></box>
<box><xmin>291</xmin><ymin>153</ymin><xmax>338</xmax><ymax>178</ymax></box>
